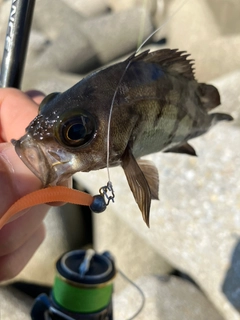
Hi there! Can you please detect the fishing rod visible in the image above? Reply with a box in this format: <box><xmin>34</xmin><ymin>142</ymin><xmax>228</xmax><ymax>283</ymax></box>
<box><xmin>0</xmin><ymin>0</ymin><xmax>35</xmax><ymax>88</ymax></box>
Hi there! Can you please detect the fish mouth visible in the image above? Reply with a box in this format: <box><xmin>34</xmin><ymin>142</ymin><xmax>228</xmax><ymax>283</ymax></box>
<box><xmin>12</xmin><ymin>134</ymin><xmax>73</xmax><ymax>186</ymax></box>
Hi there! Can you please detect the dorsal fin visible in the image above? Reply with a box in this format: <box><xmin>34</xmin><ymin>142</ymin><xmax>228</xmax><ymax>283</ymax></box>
<box><xmin>126</xmin><ymin>49</ymin><xmax>150</xmax><ymax>63</ymax></box>
<box><xmin>130</xmin><ymin>49</ymin><xmax>195</xmax><ymax>80</ymax></box>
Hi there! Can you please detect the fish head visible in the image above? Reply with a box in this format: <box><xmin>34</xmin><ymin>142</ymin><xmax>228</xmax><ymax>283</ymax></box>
<box><xmin>13</xmin><ymin>91</ymin><xmax>107</xmax><ymax>186</ymax></box>
<box><xmin>13</xmin><ymin>83</ymin><xmax>136</xmax><ymax>187</ymax></box>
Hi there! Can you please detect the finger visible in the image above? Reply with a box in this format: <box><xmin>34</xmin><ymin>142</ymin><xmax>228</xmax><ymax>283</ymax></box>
<box><xmin>25</xmin><ymin>90</ymin><xmax>45</xmax><ymax>105</ymax></box>
<box><xmin>0</xmin><ymin>223</ymin><xmax>46</xmax><ymax>281</ymax></box>
<box><xmin>0</xmin><ymin>143</ymin><xmax>42</xmax><ymax>219</ymax></box>
<box><xmin>0</xmin><ymin>205</ymin><xmax>48</xmax><ymax>256</ymax></box>
<box><xmin>0</xmin><ymin>88</ymin><xmax>39</xmax><ymax>142</ymax></box>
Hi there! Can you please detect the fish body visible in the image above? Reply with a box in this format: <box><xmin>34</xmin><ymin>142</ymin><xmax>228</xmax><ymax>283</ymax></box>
<box><xmin>13</xmin><ymin>49</ymin><xmax>233</xmax><ymax>226</ymax></box>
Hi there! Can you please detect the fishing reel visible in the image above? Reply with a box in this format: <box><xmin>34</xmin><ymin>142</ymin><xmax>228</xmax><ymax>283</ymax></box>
<box><xmin>31</xmin><ymin>249</ymin><xmax>116</xmax><ymax>320</ymax></box>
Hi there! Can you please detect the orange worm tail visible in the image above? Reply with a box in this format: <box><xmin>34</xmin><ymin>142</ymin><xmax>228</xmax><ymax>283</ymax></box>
<box><xmin>0</xmin><ymin>186</ymin><xmax>93</xmax><ymax>229</ymax></box>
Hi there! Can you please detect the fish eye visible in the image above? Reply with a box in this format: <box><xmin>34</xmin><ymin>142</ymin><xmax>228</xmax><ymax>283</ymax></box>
<box><xmin>60</xmin><ymin>114</ymin><xmax>96</xmax><ymax>148</ymax></box>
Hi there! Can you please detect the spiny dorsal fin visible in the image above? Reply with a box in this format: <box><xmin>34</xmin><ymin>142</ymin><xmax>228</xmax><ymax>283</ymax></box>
<box><xmin>131</xmin><ymin>49</ymin><xmax>195</xmax><ymax>80</ymax></box>
<box><xmin>127</xmin><ymin>49</ymin><xmax>150</xmax><ymax>63</ymax></box>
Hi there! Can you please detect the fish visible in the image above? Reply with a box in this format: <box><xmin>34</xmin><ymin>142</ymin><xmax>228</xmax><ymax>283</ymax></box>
<box><xmin>12</xmin><ymin>49</ymin><xmax>233</xmax><ymax>226</ymax></box>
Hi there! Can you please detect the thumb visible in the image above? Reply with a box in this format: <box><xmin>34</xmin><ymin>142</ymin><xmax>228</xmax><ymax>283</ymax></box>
<box><xmin>0</xmin><ymin>142</ymin><xmax>42</xmax><ymax>218</ymax></box>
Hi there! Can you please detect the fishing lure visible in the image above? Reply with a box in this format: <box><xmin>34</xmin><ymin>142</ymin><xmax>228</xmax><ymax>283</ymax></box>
<box><xmin>0</xmin><ymin>187</ymin><xmax>92</xmax><ymax>229</ymax></box>
<box><xmin>0</xmin><ymin>185</ymin><xmax>115</xmax><ymax>229</ymax></box>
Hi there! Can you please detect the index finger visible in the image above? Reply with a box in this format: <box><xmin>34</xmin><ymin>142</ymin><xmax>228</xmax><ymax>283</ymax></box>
<box><xmin>0</xmin><ymin>88</ymin><xmax>44</xmax><ymax>142</ymax></box>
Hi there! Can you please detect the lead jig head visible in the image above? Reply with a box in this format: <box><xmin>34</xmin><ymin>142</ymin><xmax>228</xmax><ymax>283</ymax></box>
<box><xmin>90</xmin><ymin>181</ymin><xmax>115</xmax><ymax>213</ymax></box>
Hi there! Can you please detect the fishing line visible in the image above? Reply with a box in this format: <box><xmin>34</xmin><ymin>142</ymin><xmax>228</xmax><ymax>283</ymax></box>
<box><xmin>106</xmin><ymin>57</ymin><xmax>133</xmax><ymax>183</ymax></box>
<box><xmin>136</xmin><ymin>0</ymin><xmax>191</xmax><ymax>53</ymax></box>
<box><xmin>105</xmin><ymin>0</ymin><xmax>191</xmax><ymax>190</ymax></box>
<box><xmin>137</xmin><ymin>0</ymin><xmax>149</xmax><ymax>49</ymax></box>
<box><xmin>117</xmin><ymin>268</ymin><xmax>146</xmax><ymax>320</ymax></box>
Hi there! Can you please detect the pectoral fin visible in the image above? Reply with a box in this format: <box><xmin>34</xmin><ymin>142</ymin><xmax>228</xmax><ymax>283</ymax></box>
<box><xmin>121</xmin><ymin>147</ymin><xmax>151</xmax><ymax>227</ymax></box>
<box><xmin>164</xmin><ymin>143</ymin><xmax>197</xmax><ymax>156</ymax></box>
<box><xmin>121</xmin><ymin>147</ymin><xmax>159</xmax><ymax>227</ymax></box>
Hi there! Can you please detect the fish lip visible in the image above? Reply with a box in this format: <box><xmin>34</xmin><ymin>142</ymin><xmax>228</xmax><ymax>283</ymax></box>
<box><xmin>13</xmin><ymin>134</ymin><xmax>56</xmax><ymax>186</ymax></box>
<box><xmin>13</xmin><ymin>134</ymin><xmax>76</xmax><ymax>186</ymax></box>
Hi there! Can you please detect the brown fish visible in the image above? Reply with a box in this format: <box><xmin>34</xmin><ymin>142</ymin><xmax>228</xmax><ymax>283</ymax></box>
<box><xmin>12</xmin><ymin>49</ymin><xmax>233</xmax><ymax>226</ymax></box>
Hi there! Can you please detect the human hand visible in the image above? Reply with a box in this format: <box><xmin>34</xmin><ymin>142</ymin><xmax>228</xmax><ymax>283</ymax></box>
<box><xmin>0</xmin><ymin>88</ymin><xmax>49</xmax><ymax>281</ymax></box>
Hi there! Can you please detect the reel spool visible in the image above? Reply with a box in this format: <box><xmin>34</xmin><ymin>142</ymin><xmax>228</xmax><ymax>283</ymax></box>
<box><xmin>31</xmin><ymin>250</ymin><xmax>116</xmax><ymax>320</ymax></box>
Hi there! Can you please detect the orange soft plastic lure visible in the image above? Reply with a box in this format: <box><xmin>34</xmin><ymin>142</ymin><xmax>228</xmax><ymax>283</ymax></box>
<box><xmin>0</xmin><ymin>186</ymin><xmax>94</xmax><ymax>229</ymax></box>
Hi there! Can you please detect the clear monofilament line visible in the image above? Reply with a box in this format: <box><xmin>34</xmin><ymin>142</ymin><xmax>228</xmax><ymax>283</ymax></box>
<box><xmin>136</xmin><ymin>0</ymin><xmax>190</xmax><ymax>54</ymax></box>
<box><xmin>106</xmin><ymin>58</ymin><xmax>133</xmax><ymax>183</ymax></box>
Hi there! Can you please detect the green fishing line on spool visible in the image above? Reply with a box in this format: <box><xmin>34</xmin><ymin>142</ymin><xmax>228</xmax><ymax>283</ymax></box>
<box><xmin>53</xmin><ymin>275</ymin><xmax>114</xmax><ymax>313</ymax></box>
<box><xmin>51</xmin><ymin>250</ymin><xmax>116</xmax><ymax>315</ymax></box>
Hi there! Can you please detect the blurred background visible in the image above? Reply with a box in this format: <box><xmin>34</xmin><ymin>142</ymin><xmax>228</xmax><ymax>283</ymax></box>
<box><xmin>0</xmin><ymin>0</ymin><xmax>240</xmax><ymax>319</ymax></box>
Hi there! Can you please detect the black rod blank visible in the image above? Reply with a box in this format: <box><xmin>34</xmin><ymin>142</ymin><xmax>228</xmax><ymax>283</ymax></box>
<box><xmin>0</xmin><ymin>0</ymin><xmax>35</xmax><ymax>89</ymax></box>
